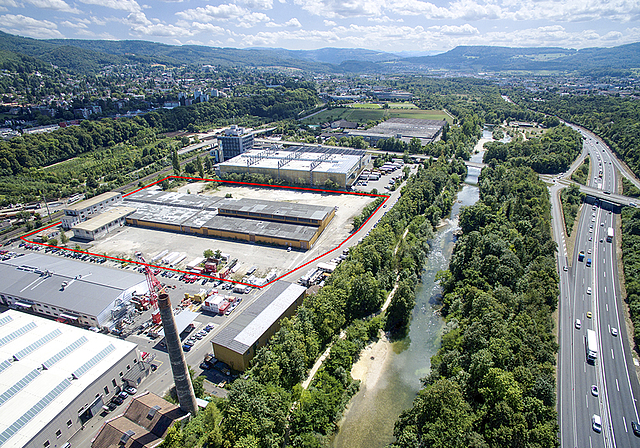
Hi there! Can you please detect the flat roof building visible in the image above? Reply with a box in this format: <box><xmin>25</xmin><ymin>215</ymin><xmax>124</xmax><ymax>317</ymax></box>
<box><xmin>72</xmin><ymin>206</ymin><xmax>137</xmax><ymax>241</ymax></box>
<box><xmin>62</xmin><ymin>192</ymin><xmax>123</xmax><ymax>230</ymax></box>
<box><xmin>0</xmin><ymin>253</ymin><xmax>147</xmax><ymax>329</ymax></box>
<box><xmin>217</xmin><ymin>144</ymin><xmax>370</xmax><ymax>188</ymax></box>
<box><xmin>211</xmin><ymin>281</ymin><xmax>306</xmax><ymax>371</ymax></box>
<box><xmin>0</xmin><ymin>310</ymin><xmax>141</xmax><ymax>448</ymax></box>
<box><xmin>347</xmin><ymin>118</ymin><xmax>446</xmax><ymax>146</ymax></box>
<box><xmin>123</xmin><ymin>190</ymin><xmax>336</xmax><ymax>250</ymax></box>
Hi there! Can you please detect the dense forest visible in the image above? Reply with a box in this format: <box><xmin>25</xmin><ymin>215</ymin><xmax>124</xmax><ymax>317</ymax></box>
<box><xmin>0</xmin><ymin>86</ymin><xmax>318</xmax><ymax>205</ymax></box>
<box><xmin>392</xmin><ymin>162</ymin><xmax>559</xmax><ymax>447</ymax></box>
<box><xmin>483</xmin><ymin>124</ymin><xmax>582</xmax><ymax>174</ymax></box>
<box><xmin>516</xmin><ymin>93</ymin><xmax>640</xmax><ymax>180</ymax></box>
<box><xmin>621</xmin><ymin>208</ymin><xmax>640</xmax><ymax>347</ymax></box>
<box><xmin>159</xmin><ymin>157</ymin><xmax>466</xmax><ymax>448</ymax></box>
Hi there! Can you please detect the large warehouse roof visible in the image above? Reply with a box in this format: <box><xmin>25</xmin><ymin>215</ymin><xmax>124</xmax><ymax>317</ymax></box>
<box><xmin>205</xmin><ymin>215</ymin><xmax>319</xmax><ymax>241</ymax></box>
<box><xmin>0</xmin><ymin>253</ymin><xmax>147</xmax><ymax>317</ymax></box>
<box><xmin>212</xmin><ymin>281</ymin><xmax>306</xmax><ymax>355</ymax></box>
<box><xmin>0</xmin><ymin>310</ymin><xmax>137</xmax><ymax>447</ymax></box>
<box><xmin>218</xmin><ymin>145</ymin><xmax>365</xmax><ymax>175</ymax></box>
<box><xmin>216</xmin><ymin>197</ymin><xmax>334</xmax><ymax>222</ymax></box>
<box><xmin>124</xmin><ymin>190</ymin><xmax>221</xmax><ymax>211</ymax></box>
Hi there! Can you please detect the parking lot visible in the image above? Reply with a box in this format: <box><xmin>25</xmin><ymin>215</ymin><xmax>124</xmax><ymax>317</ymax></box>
<box><xmin>77</xmin><ymin>183</ymin><xmax>374</xmax><ymax>283</ymax></box>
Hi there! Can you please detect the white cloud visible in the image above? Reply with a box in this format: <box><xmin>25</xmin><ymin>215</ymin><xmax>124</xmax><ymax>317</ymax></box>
<box><xmin>284</xmin><ymin>17</ymin><xmax>301</xmax><ymax>27</ymax></box>
<box><xmin>292</xmin><ymin>0</ymin><xmax>385</xmax><ymax>19</ymax></box>
<box><xmin>125</xmin><ymin>11</ymin><xmax>194</xmax><ymax>36</ymax></box>
<box><xmin>187</xmin><ymin>21</ymin><xmax>226</xmax><ymax>34</ymax></box>
<box><xmin>176</xmin><ymin>4</ymin><xmax>247</xmax><ymax>21</ymax></box>
<box><xmin>237</xmin><ymin>11</ymin><xmax>270</xmax><ymax>27</ymax></box>
<box><xmin>0</xmin><ymin>0</ymin><xmax>18</xmax><ymax>6</ymax></box>
<box><xmin>236</xmin><ymin>0</ymin><xmax>273</xmax><ymax>9</ymax></box>
<box><xmin>23</xmin><ymin>0</ymin><xmax>82</xmax><ymax>13</ymax></box>
<box><xmin>78</xmin><ymin>0</ymin><xmax>141</xmax><ymax>13</ymax></box>
<box><xmin>429</xmin><ymin>23</ymin><xmax>479</xmax><ymax>35</ymax></box>
<box><xmin>323</xmin><ymin>19</ymin><xmax>336</xmax><ymax>26</ymax></box>
<box><xmin>0</xmin><ymin>13</ymin><xmax>64</xmax><ymax>38</ymax></box>
<box><xmin>61</xmin><ymin>19</ymin><xmax>90</xmax><ymax>28</ymax></box>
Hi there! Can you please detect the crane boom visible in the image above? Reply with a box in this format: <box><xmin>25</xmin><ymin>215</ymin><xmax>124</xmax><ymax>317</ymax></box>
<box><xmin>136</xmin><ymin>253</ymin><xmax>163</xmax><ymax>324</ymax></box>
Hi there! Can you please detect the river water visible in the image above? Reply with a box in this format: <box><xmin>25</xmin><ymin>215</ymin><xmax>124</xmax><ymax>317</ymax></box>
<box><xmin>331</xmin><ymin>139</ymin><xmax>486</xmax><ymax>448</ymax></box>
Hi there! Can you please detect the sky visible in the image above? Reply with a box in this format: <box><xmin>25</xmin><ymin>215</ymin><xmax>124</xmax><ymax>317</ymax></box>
<box><xmin>0</xmin><ymin>0</ymin><xmax>639</xmax><ymax>54</ymax></box>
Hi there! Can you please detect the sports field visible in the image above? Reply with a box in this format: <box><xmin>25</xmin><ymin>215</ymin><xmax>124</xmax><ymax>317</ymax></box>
<box><xmin>302</xmin><ymin>107</ymin><xmax>450</xmax><ymax>125</ymax></box>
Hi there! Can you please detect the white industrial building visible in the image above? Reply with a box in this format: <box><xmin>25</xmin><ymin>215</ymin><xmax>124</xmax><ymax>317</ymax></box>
<box><xmin>71</xmin><ymin>206</ymin><xmax>137</xmax><ymax>241</ymax></box>
<box><xmin>0</xmin><ymin>253</ymin><xmax>148</xmax><ymax>330</ymax></box>
<box><xmin>61</xmin><ymin>192</ymin><xmax>123</xmax><ymax>230</ymax></box>
<box><xmin>217</xmin><ymin>144</ymin><xmax>369</xmax><ymax>188</ymax></box>
<box><xmin>0</xmin><ymin>310</ymin><xmax>142</xmax><ymax>448</ymax></box>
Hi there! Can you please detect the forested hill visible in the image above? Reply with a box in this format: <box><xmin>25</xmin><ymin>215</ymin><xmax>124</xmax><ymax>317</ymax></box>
<box><xmin>401</xmin><ymin>43</ymin><xmax>640</xmax><ymax>73</ymax></box>
<box><xmin>2</xmin><ymin>30</ymin><xmax>640</xmax><ymax>75</ymax></box>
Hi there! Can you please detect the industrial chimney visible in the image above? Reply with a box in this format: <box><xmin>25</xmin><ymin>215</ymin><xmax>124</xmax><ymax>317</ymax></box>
<box><xmin>157</xmin><ymin>292</ymin><xmax>198</xmax><ymax>416</ymax></box>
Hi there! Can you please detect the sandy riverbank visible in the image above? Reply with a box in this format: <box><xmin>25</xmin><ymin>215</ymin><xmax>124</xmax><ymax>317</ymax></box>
<box><xmin>350</xmin><ymin>333</ymin><xmax>392</xmax><ymax>386</ymax></box>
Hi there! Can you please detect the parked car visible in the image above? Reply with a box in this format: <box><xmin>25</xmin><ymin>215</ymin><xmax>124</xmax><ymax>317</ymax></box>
<box><xmin>124</xmin><ymin>386</ymin><xmax>137</xmax><ymax>395</ymax></box>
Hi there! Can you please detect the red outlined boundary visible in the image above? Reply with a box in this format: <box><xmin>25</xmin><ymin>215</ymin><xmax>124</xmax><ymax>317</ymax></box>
<box><xmin>20</xmin><ymin>176</ymin><xmax>390</xmax><ymax>288</ymax></box>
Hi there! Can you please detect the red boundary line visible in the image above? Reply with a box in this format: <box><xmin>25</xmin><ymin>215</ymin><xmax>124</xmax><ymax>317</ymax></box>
<box><xmin>20</xmin><ymin>177</ymin><xmax>389</xmax><ymax>288</ymax></box>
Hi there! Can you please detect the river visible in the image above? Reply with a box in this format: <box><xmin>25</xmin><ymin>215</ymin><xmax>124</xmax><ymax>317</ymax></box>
<box><xmin>331</xmin><ymin>133</ymin><xmax>489</xmax><ymax>448</ymax></box>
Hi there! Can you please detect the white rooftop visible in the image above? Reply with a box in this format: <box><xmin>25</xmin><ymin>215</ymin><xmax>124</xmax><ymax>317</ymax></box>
<box><xmin>0</xmin><ymin>311</ymin><xmax>137</xmax><ymax>447</ymax></box>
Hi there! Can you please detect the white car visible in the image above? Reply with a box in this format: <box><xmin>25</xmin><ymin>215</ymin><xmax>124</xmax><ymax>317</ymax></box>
<box><xmin>611</xmin><ymin>328</ymin><xmax>618</xmax><ymax>337</ymax></box>
<box><xmin>593</xmin><ymin>414</ymin><xmax>602</xmax><ymax>433</ymax></box>
<box><xmin>575</xmin><ymin>319</ymin><xmax>582</xmax><ymax>329</ymax></box>
<box><xmin>587</xmin><ymin>287</ymin><xmax>592</xmax><ymax>295</ymax></box>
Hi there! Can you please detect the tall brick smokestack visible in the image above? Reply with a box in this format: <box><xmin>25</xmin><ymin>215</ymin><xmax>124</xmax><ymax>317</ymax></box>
<box><xmin>157</xmin><ymin>292</ymin><xmax>198</xmax><ymax>416</ymax></box>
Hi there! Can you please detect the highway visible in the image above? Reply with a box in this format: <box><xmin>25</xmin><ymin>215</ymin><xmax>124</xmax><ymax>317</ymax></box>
<box><xmin>556</xmin><ymin>128</ymin><xmax>640</xmax><ymax>447</ymax></box>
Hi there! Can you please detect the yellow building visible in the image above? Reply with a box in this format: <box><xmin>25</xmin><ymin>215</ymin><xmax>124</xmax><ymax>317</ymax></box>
<box><xmin>211</xmin><ymin>281</ymin><xmax>306</xmax><ymax>371</ymax></box>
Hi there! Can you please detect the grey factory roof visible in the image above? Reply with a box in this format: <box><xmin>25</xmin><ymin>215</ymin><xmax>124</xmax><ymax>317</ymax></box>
<box><xmin>0</xmin><ymin>253</ymin><xmax>147</xmax><ymax>317</ymax></box>
<box><xmin>124</xmin><ymin>189</ymin><xmax>222</xmax><ymax>210</ymax></box>
<box><xmin>127</xmin><ymin>202</ymin><xmax>219</xmax><ymax>228</ymax></box>
<box><xmin>216</xmin><ymin>197</ymin><xmax>334</xmax><ymax>222</ymax></box>
<box><xmin>204</xmin><ymin>215</ymin><xmax>320</xmax><ymax>242</ymax></box>
<box><xmin>212</xmin><ymin>281</ymin><xmax>306</xmax><ymax>354</ymax></box>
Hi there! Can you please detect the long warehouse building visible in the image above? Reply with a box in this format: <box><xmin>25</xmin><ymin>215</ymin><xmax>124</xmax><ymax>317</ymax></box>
<box><xmin>123</xmin><ymin>190</ymin><xmax>336</xmax><ymax>250</ymax></box>
<box><xmin>0</xmin><ymin>253</ymin><xmax>148</xmax><ymax>330</ymax></box>
<box><xmin>211</xmin><ymin>280</ymin><xmax>306</xmax><ymax>371</ymax></box>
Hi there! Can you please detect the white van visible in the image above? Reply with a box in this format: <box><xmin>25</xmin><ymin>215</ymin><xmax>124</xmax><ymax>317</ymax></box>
<box><xmin>592</xmin><ymin>414</ymin><xmax>602</xmax><ymax>433</ymax></box>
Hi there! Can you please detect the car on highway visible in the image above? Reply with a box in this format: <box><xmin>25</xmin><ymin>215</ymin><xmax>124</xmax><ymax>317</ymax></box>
<box><xmin>632</xmin><ymin>421</ymin><xmax>640</xmax><ymax>437</ymax></box>
<box><xmin>587</xmin><ymin>311</ymin><xmax>593</xmax><ymax>319</ymax></box>
<box><xmin>592</xmin><ymin>414</ymin><xmax>602</xmax><ymax>433</ymax></box>
<box><xmin>587</xmin><ymin>287</ymin><xmax>592</xmax><ymax>295</ymax></box>
<box><xmin>575</xmin><ymin>319</ymin><xmax>582</xmax><ymax>329</ymax></box>
<box><xmin>591</xmin><ymin>385</ymin><xmax>599</xmax><ymax>397</ymax></box>
<box><xmin>611</xmin><ymin>328</ymin><xmax>618</xmax><ymax>337</ymax></box>
<box><xmin>563</xmin><ymin>266</ymin><xmax>568</xmax><ymax>272</ymax></box>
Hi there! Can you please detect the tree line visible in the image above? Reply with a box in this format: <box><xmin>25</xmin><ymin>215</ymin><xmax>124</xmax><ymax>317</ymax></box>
<box><xmin>392</xmin><ymin>162</ymin><xmax>559</xmax><ymax>446</ymax></box>
<box><xmin>159</xmin><ymin>157</ymin><xmax>465</xmax><ymax>448</ymax></box>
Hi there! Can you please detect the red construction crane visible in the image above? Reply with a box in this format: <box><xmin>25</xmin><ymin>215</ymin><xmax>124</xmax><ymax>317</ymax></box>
<box><xmin>136</xmin><ymin>253</ymin><xmax>163</xmax><ymax>324</ymax></box>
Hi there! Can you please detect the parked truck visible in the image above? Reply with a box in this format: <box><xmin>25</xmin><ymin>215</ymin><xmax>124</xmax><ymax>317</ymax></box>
<box><xmin>607</xmin><ymin>227</ymin><xmax>614</xmax><ymax>242</ymax></box>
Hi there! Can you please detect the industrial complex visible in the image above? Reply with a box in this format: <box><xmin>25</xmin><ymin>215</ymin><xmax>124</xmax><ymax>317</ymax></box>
<box><xmin>211</xmin><ymin>280</ymin><xmax>307</xmax><ymax>370</ymax></box>
<box><xmin>0</xmin><ymin>311</ymin><xmax>143</xmax><ymax>448</ymax></box>
<box><xmin>122</xmin><ymin>189</ymin><xmax>336</xmax><ymax>249</ymax></box>
<box><xmin>0</xmin><ymin>253</ymin><xmax>148</xmax><ymax>330</ymax></box>
<box><xmin>216</xmin><ymin>144</ymin><xmax>370</xmax><ymax>188</ymax></box>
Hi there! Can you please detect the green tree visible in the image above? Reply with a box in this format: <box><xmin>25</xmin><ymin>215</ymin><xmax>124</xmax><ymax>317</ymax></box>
<box><xmin>196</xmin><ymin>155</ymin><xmax>205</xmax><ymax>179</ymax></box>
<box><xmin>172</xmin><ymin>148</ymin><xmax>180</xmax><ymax>175</ymax></box>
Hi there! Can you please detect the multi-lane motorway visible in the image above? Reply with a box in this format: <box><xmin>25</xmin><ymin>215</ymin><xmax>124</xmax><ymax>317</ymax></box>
<box><xmin>556</xmin><ymin>128</ymin><xmax>640</xmax><ymax>447</ymax></box>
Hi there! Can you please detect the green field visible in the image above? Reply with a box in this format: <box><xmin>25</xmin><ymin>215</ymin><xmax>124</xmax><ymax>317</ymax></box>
<box><xmin>348</xmin><ymin>103</ymin><xmax>382</xmax><ymax>109</ymax></box>
<box><xmin>387</xmin><ymin>103</ymin><xmax>418</xmax><ymax>109</ymax></box>
<box><xmin>302</xmin><ymin>107</ymin><xmax>451</xmax><ymax>125</ymax></box>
